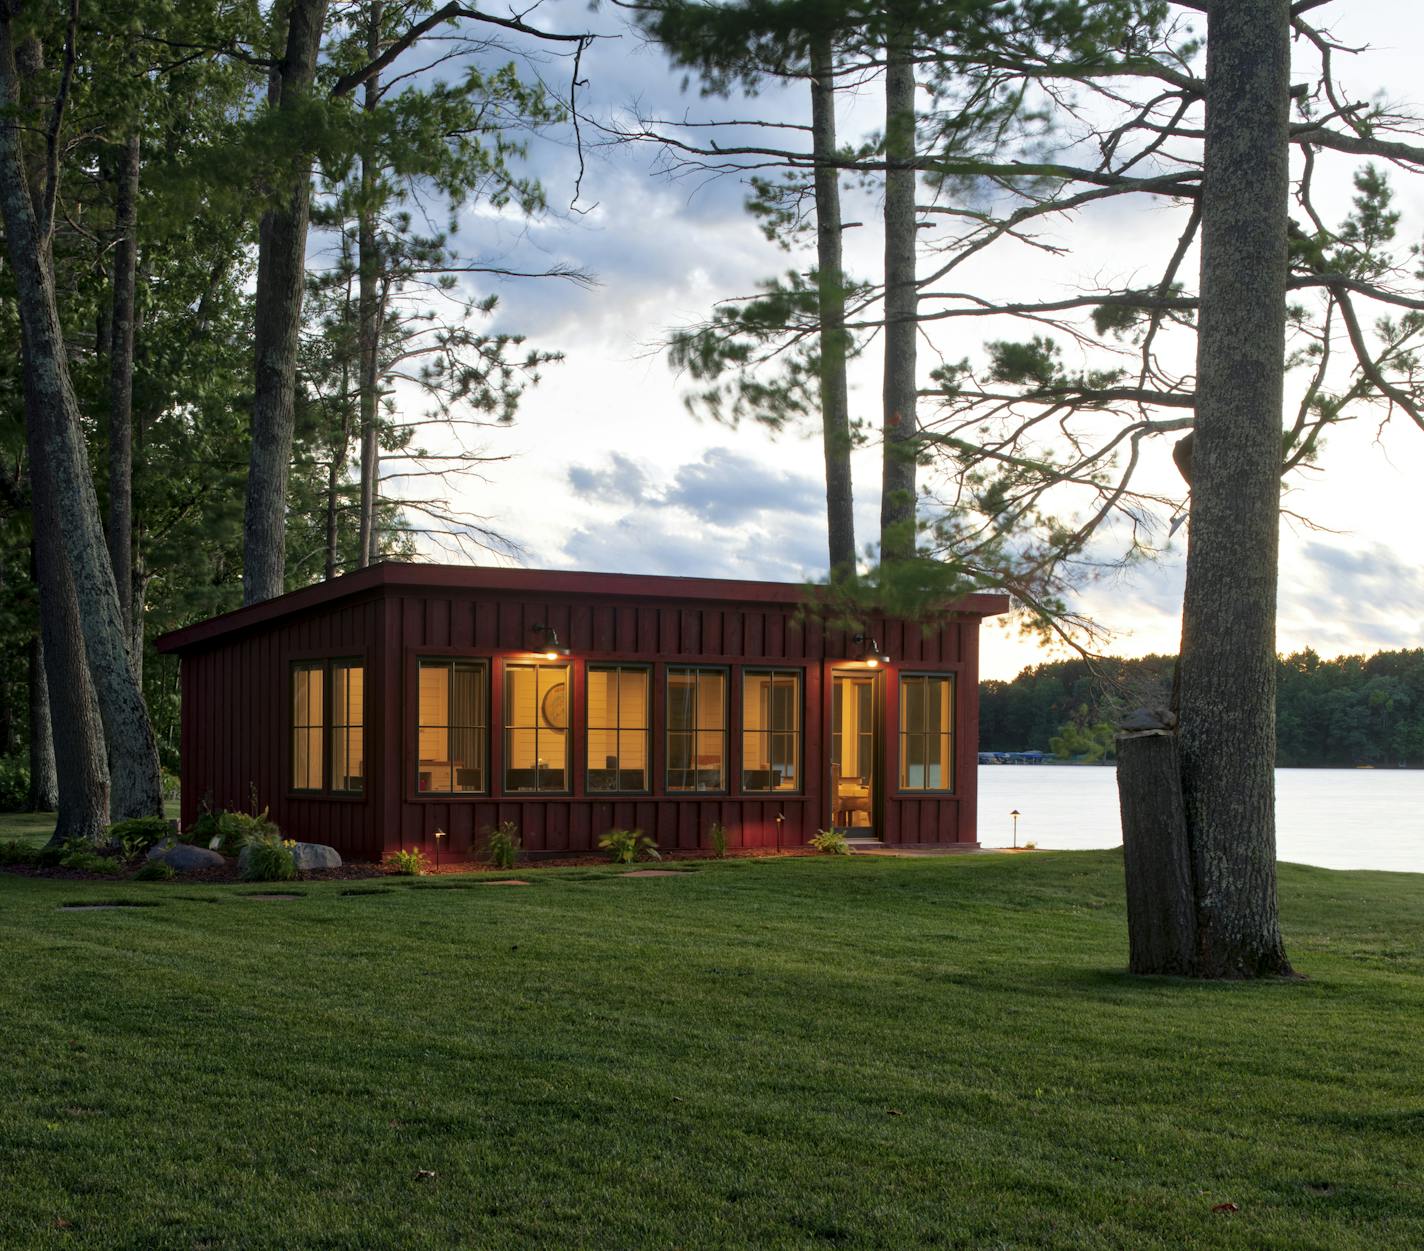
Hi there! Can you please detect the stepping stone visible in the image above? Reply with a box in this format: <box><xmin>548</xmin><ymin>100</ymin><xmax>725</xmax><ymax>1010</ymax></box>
<box><xmin>242</xmin><ymin>893</ymin><xmax>303</xmax><ymax>901</ymax></box>
<box><xmin>60</xmin><ymin>902</ymin><xmax>152</xmax><ymax>911</ymax></box>
<box><xmin>479</xmin><ymin>879</ymin><xmax>530</xmax><ymax>887</ymax></box>
<box><xmin>622</xmin><ymin>870</ymin><xmax>689</xmax><ymax>878</ymax></box>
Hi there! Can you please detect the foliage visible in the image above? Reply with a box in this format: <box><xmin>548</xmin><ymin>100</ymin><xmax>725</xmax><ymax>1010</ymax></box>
<box><xmin>108</xmin><ymin>816</ymin><xmax>174</xmax><ymax>859</ymax></box>
<box><xmin>240</xmin><ymin>834</ymin><xmax>299</xmax><ymax>883</ymax></box>
<box><xmin>1048</xmin><ymin>713</ymin><xmax>1116</xmax><ymax>763</ymax></box>
<box><xmin>206</xmin><ymin>809</ymin><xmax>279</xmax><ymax>857</ymax></box>
<box><xmin>0</xmin><ymin>840</ymin><xmax>40</xmax><ymax>867</ymax></box>
<box><xmin>59</xmin><ymin>843</ymin><xmax>125</xmax><ymax>875</ymax></box>
<box><xmin>0</xmin><ymin>759</ymin><xmax>29</xmax><ymax>811</ymax></box>
<box><xmin>809</xmin><ymin>829</ymin><xmax>850</xmax><ymax>855</ymax></box>
<box><xmin>484</xmin><ymin>821</ymin><xmax>521</xmax><ymax>870</ymax></box>
<box><xmin>132</xmin><ymin>861</ymin><xmax>177</xmax><ymax>882</ymax></box>
<box><xmin>706</xmin><ymin>822</ymin><xmax>729</xmax><ymax>858</ymax></box>
<box><xmin>385</xmin><ymin>848</ymin><xmax>429</xmax><ymax>876</ymax></box>
<box><xmin>598</xmin><ymin>828</ymin><xmax>661</xmax><ymax>865</ymax></box>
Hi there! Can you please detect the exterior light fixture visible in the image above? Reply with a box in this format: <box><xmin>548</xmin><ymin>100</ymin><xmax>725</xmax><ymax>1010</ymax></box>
<box><xmin>853</xmin><ymin>633</ymin><xmax>889</xmax><ymax>667</ymax></box>
<box><xmin>434</xmin><ymin>827</ymin><xmax>447</xmax><ymax>869</ymax></box>
<box><xmin>1010</xmin><ymin>809</ymin><xmax>1020</xmax><ymax>850</ymax></box>
<box><xmin>531</xmin><ymin>623</ymin><xmax>571</xmax><ymax>660</ymax></box>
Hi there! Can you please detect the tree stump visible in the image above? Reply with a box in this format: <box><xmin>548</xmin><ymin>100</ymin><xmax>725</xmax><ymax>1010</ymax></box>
<box><xmin>1116</xmin><ymin>719</ymin><xmax>1197</xmax><ymax>975</ymax></box>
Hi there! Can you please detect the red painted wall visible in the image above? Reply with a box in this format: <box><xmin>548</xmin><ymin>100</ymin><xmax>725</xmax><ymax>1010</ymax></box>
<box><xmin>165</xmin><ymin>566</ymin><xmax>1002</xmax><ymax>861</ymax></box>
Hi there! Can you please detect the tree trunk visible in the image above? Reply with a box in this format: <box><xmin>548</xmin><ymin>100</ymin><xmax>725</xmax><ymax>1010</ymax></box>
<box><xmin>26</xmin><ymin>634</ymin><xmax>58</xmax><ymax>812</ymax></box>
<box><xmin>107</xmin><ymin>131</ymin><xmax>139</xmax><ymax>650</ymax></box>
<box><xmin>1117</xmin><ymin>726</ymin><xmax>1196</xmax><ymax>974</ymax></box>
<box><xmin>243</xmin><ymin>0</ymin><xmax>330</xmax><ymax>605</ymax></box>
<box><xmin>879</xmin><ymin>21</ymin><xmax>918</xmax><ymax>564</ymax></box>
<box><xmin>0</xmin><ymin>18</ymin><xmax>162</xmax><ymax>825</ymax></box>
<box><xmin>325</xmin><ymin>399</ymin><xmax>349</xmax><ymax>580</ymax></box>
<box><xmin>356</xmin><ymin>0</ymin><xmax>382</xmax><ymax>569</ymax></box>
<box><xmin>1174</xmin><ymin>0</ymin><xmax>1293</xmax><ymax>978</ymax></box>
<box><xmin>810</xmin><ymin>32</ymin><xmax>855</xmax><ymax>577</ymax></box>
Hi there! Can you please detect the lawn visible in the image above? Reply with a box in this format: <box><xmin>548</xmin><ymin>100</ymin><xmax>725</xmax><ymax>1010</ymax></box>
<box><xmin>1</xmin><ymin>841</ymin><xmax>1421</xmax><ymax>1250</ymax></box>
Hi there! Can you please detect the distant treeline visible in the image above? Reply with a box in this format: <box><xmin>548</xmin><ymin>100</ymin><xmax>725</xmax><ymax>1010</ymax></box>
<box><xmin>980</xmin><ymin>649</ymin><xmax>1424</xmax><ymax>768</ymax></box>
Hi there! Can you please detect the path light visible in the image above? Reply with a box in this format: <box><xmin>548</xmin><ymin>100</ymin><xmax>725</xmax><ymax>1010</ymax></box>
<box><xmin>531</xmin><ymin>623</ymin><xmax>571</xmax><ymax>660</ymax></box>
<box><xmin>1010</xmin><ymin>809</ymin><xmax>1020</xmax><ymax>850</ymax></box>
<box><xmin>434</xmin><ymin>828</ymin><xmax>446</xmax><ymax>870</ymax></box>
<box><xmin>852</xmin><ymin>633</ymin><xmax>889</xmax><ymax>667</ymax></box>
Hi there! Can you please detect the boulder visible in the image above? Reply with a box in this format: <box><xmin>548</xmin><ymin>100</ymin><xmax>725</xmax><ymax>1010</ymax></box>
<box><xmin>147</xmin><ymin>840</ymin><xmax>225</xmax><ymax>872</ymax></box>
<box><xmin>291</xmin><ymin>842</ymin><xmax>342</xmax><ymax>872</ymax></box>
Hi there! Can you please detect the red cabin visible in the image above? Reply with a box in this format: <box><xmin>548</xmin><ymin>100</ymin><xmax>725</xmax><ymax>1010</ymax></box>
<box><xmin>155</xmin><ymin>563</ymin><xmax>1008</xmax><ymax>861</ymax></box>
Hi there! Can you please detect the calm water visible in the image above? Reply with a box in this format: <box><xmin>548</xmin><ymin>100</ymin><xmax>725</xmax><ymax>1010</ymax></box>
<box><xmin>977</xmin><ymin>765</ymin><xmax>1424</xmax><ymax>874</ymax></box>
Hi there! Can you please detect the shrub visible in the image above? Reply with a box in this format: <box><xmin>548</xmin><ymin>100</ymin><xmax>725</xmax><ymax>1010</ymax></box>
<box><xmin>484</xmin><ymin>821</ymin><xmax>521</xmax><ymax>870</ymax></box>
<box><xmin>59</xmin><ymin>842</ymin><xmax>125</xmax><ymax>875</ymax></box>
<box><xmin>0</xmin><ymin>758</ymin><xmax>30</xmax><ymax>810</ymax></box>
<box><xmin>706</xmin><ymin>822</ymin><xmax>728</xmax><ymax>859</ymax></box>
<box><xmin>209</xmin><ymin>809</ymin><xmax>278</xmax><ymax>856</ymax></box>
<box><xmin>160</xmin><ymin>768</ymin><xmax>182</xmax><ymax>801</ymax></box>
<box><xmin>385</xmin><ymin>848</ymin><xmax>429</xmax><ymax>876</ymax></box>
<box><xmin>599</xmin><ymin>828</ymin><xmax>660</xmax><ymax>865</ymax></box>
<box><xmin>0</xmin><ymin>840</ymin><xmax>41</xmax><ymax>867</ymax></box>
<box><xmin>108</xmin><ymin>816</ymin><xmax>173</xmax><ymax>859</ymax></box>
<box><xmin>809</xmin><ymin>829</ymin><xmax>851</xmax><ymax>856</ymax></box>
<box><xmin>132</xmin><ymin>861</ymin><xmax>177</xmax><ymax>882</ymax></box>
<box><xmin>241</xmin><ymin>833</ymin><xmax>298</xmax><ymax>882</ymax></box>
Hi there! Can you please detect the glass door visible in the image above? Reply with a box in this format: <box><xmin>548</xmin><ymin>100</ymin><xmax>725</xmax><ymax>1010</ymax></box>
<box><xmin>831</xmin><ymin>672</ymin><xmax>878</xmax><ymax>835</ymax></box>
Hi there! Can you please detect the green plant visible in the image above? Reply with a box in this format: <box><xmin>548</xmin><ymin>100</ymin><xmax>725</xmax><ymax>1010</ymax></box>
<box><xmin>132</xmin><ymin>861</ymin><xmax>177</xmax><ymax>882</ymax></box>
<box><xmin>240</xmin><ymin>833</ymin><xmax>298</xmax><ymax>882</ymax></box>
<box><xmin>598</xmin><ymin>828</ymin><xmax>661</xmax><ymax>865</ymax></box>
<box><xmin>210</xmin><ymin>809</ymin><xmax>279</xmax><ymax>856</ymax></box>
<box><xmin>0</xmin><ymin>758</ymin><xmax>30</xmax><ymax>810</ymax></box>
<box><xmin>809</xmin><ymin>829</ymin><xmax>851</xmax><ymax>856</ymax></box>
<box><xmin>706</xmin><ymin>822</ymin><xmax>728</xmax><ymax>859</ymax></box>
<box><xmin>160</xmin><ymin>768</ymin><xmax>182</xmax><ymax>801</ymax></box>
<box><xmin>59</xmin><ymin>842</ymin><xmax>125</xmax><ymax>875</ymax></box>
<box><xmin>0</xmin><ymin>840</ymin><xmax>42</xmax><ymax>867</ymax></box>
<box><xmin>385</xmin><ymin>848</ymin><xmax>429</xmax><ymax>876</ymax></box>
<box><xmin>108</xmin><ymin>816</ymin><xmax>173</xmax><ymax>859</ymax></box>
<box><xmin>484</xmin><ymin>821</ymin><xmax>521</xmax><ymax>869</ymax></box>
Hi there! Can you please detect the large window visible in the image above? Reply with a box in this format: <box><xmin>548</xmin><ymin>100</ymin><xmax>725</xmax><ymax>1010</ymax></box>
<box><xmin>742</xmin><ymin>670</ymin><xmax>801</xmax><ymax>792</ymax></box>
<box><xmin>331</xmin><ymin>661</ymin><xmax>365</xmax><ymax>793</ymax></box>
<box><xmin>291</xmin><ymin>662</ymin><xmax>325</xmax><ymax>792</ymax></box>
<box><xmin>899</xmin><ymin>674</ymin><xmax>954</xmax><ymax>792</ymax></box>
<box><xmin>587</xmin><ymin>666</ymin><xmax>650</xmax><ymax>793</ymax></box>
<box><xmin>504</xmin><ymin>662</ymin><xmax>570</xmax><ymax>792</ymax></box>
<box><xmin>418</xmin><ymin>660</ymin><xmax>487</xmax><ymax>793</ymax></box>
<box><xmin>667</xmin><ymin>667</ymin><xmax>727</xmax><ymax>792</ymax></box>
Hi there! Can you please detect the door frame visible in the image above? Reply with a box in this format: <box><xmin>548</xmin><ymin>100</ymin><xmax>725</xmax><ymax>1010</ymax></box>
<box><xmin>826</xmin><ymin>665</ymin><xmax>884</xmax><ymax>836</ymax></box>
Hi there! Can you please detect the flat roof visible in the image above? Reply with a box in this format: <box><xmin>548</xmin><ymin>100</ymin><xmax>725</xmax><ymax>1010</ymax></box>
<box><xmin>155</xmin><ymin>561</ymin><xmax>1011</xmax><ymax>654</ymax></box>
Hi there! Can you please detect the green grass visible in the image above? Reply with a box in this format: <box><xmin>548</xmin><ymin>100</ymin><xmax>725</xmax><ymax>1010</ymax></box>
<box><xmin>2</xmin><ymin>802</ymin><xmax>182</xmax><ymax>850</ymax></box>
<box><xmin>1</xmin><ymin>845</ymin><xmax>1421</xmax><ymax>1249</ymax></box>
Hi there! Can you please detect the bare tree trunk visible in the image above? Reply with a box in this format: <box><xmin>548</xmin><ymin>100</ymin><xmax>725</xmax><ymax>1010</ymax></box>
<box><xmin>0</xmin><ymin>17</ymin><xmax>161</xmax><ymax>825</ymax></box>
<box><xmin>325</xmin><ymin>398</ymin><xmax>350</xmax><ymax>580</ymax></box>
<box><xmin>356</xmin><ymin>0</ymin><xmax>383</xmax><ymax>568</ymax></box>
<box><xmin>243</xmin><ymin>0</ymin><xmax>330</xmax><ymax>604</ymax></box>
<box><xmin>879</xmin><ymin>21</ymin><xmax>917</xmax><ymax>564</ymax></box>
<box><xmin>810</xmin><ymin>32</ymin><xmax>855</xmax><ymax>577</ymax></box>
<box><xmin>107</xmin><ymin>131</ymin><xmax>139</xmax><ymax>649</ymax></box>
<box><xmin>1174</xmin><ymin>0</ymin><xmax>1293</xmax><ymax>978</ymax></box>
<box><xmin>26</xmin><ymin>634</ymin><xmax>58</xmax><ymax>812</ymax></box>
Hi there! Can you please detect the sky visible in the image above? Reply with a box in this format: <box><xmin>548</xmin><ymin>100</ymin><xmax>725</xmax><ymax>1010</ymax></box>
<box><xmin>378</xmin><ymin>0</ymin><xmax>1424</xmax><ymax>680</ymax></box>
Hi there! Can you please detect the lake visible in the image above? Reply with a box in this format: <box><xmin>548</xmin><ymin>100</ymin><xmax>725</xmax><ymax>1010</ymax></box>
<box><xmin>977</xmin><ymin>765</ymin><xmax>1424</xmax><ymax>874</ymax></box>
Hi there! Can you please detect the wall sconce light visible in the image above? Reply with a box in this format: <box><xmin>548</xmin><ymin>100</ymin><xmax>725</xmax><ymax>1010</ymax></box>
<box><xmin>853</xmin><ymin>633</ymin><xmax>889</xmax><ymax>668</ymax></box>
<box><xmin>531</xmin><ymin>623</ymin><xmax>571</xmax><ymax>660</ymax></box>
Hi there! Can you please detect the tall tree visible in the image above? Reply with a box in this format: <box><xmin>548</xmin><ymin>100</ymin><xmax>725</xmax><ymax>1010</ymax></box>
<box><xmin>107</xmin><ymin>129</ymin><xmax>140</xmax><ymax>652</ymax></box>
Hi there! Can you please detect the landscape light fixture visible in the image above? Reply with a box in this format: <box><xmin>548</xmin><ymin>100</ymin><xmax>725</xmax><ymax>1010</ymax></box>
<box><xmin>531</xmin><ymin>623</ymin><xmax>571</xmax><ymax>660</ymax></box>
<box><xmin>853</xmin><ymin>633</ymin><xmax>889</xmax><ymax>668</ymax></box>
<box><xmin>1010</xmin><ymin>809</ymin><xmax>1020</xmax><ymax>850</ymax></box>
<box><xmin>434</xmin><ymin>827</ymin><xmax>447</xmax><ymax>870</ymax></box>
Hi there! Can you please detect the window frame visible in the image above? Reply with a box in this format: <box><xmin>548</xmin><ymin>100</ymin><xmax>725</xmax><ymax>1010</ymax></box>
<box><xmin>329</xmin><ymin>658</ymin><xmax>367</xmax><ymax>796</ymax></box>
<box><xmin>501</xmin><ymin>659</ymin><xmax>573</xmax><ymax>796</ymax></box>
<box><xmin>287</xmin><ymin>655</ymin><xmax>367</xmax><ymax>801</ymax></box>
<box><xmin>896</xmin><ymin>671</ymin><xmax>956</xmax><ymax>795</ymax></box>
<box><xmin>585</xmin><ymin>663</ymin><xmax>652</xmax><ymax>796</ymax></box>
<box><xmin>739</xmin><ymin>667</ymin><xmax>804</xmax><ymax>795</ymax></box>
<box><xmin>415</xmin><ymin>657</ymin><xmax>491</xmax><ymax>797</ymax></box>
<box><xmin>664</xmin><ymin>664</ymin><xmax>731</xmax><ymax>795</ymax></box>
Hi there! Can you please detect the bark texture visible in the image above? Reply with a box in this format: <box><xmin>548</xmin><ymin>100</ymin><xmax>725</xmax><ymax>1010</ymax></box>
<box><xmin>356</xmin><ymin>0</ymin><xmax>383</xmax><ymax>569</ymax></box>
<box><xmin>107</xmin><ymin>130</ymin><xmax>139</xmax><ymax>645</ymax></box>
<box><xmin>0</xmin><ymin>15</ymin><xmax>161</xmax><ymax>824</ymax></box>
<box><xmin>810</xmin><ymin>32</ymin><xmax>855</xmax><ymax>576</ymax></box>
<box><xmin>243</xmin><ymin>0</ymin><xmax>330</xmax><ymax>604</ymax></box>
<box><xmin>879</xmin><ymin>22</ymin><xmax>918</xmax><ymax>564</ymax></box>
<box><xmin>1174</xmin><ymin>0</ymin><xmax>1293</xmax><ymax>977</ymax></box>
<box><xmin>26</xmin><ymin>634</ymin><xmax>58</xmax><ymax>812</ymax></box>
<box><xmin>1117</xmin><ymin>729</ymin><xmax>1196</xmax><ymax>974</ymax></box>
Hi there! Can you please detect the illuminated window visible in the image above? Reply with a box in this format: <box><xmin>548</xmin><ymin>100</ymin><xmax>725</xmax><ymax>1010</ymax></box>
<box><xmin>291</xmin><ymin>662</ymin><xmax>325</xmax><ymax>791</ymax></box>
<box><xmin>331</xmin><ymin>661</ymin><xmax>365</xmax><ymax>793</ymax></box>
<box><xmin>899</xmin><ymin>674</ymin><xmax>954</xmax><ymax>791</ymax></box>
<box><xmin>418</xmin><ymin>660</ymin><xmax>487</xmax><ymax>794</ymax></box>
<box><xmin>504</xmin><ymin>662</ymin><xmax>569</xmax><ymax>792</ymax></box>
<box><xmin>667</xmin><ymin>667</ymin><xmax>727</xmax><ymax>792</ymax></box>
<box><xmin>587</xmin><ymin>666</ymin><xmax>650</xmax><ymax>793</ymax></box>
<box><xmin>742</xmin><ymin>670</ymin><xmax>801</xmax><ymax>792</ymax></box>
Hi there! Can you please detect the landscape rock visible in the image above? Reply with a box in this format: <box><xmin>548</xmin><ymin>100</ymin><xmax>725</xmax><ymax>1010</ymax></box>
<box><xmin>291</xmin><ymin>842</ymin><xmax>342</xmax><ymax>871</ymax></box>
<box><xmin>147</xmin><ymin>841</ymin><xmax>226</xmax><ymax>872</ymax></box>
